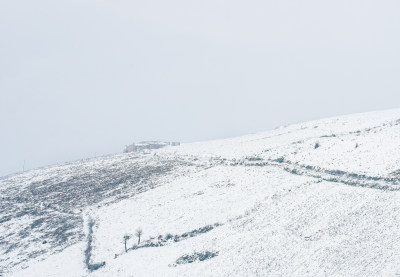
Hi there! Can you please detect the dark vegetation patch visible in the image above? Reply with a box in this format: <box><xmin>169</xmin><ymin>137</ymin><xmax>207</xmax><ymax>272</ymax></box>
<box><xmin>273</xmin><ymin>157</ymin><xmax>285</xmax><ymax>163</ymax></box>
<box><xmin>175</xmin><ymin>251</ymin><xmax>219</xmax><ymax>265</ymax></box>
<box><xmin>391</xmin><ymin>169</ymin><xmax>400</xmax><ymax>177</ymax></box>
<box><xmin>18</xmin><ymin>227</ymin><xmax>30</xmax><ymax>239</ymax></box>
<box><xmin>0</xmin><ymin>215</ymin><xmax>13</xmax><ymax>224</ymax></box>
<box><xmin>4</xmin><ymin>243</ymin><xmax>19</xmax><ymax>254</ymax></box>
<box><xmin>0</xmin><ymin>155</ymin><xmax>196</xmax><ymax>272</ymax></box>
<box><xmin>30</xmin><ymin>218</ymin><xmax>46</xmax><ymax>229</ymax></box>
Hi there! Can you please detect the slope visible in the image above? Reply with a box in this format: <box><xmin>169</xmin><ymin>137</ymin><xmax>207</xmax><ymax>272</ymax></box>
<box><xmin>4</xmin><ymin>109</ymin><xmax>400</xmax><ymax>276</ymax></box>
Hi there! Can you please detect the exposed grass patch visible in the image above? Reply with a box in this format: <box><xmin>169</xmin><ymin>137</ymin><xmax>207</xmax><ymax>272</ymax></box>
<box><xmin>175</xmin><ymin>251</ymin><xmax>219</xmax><ymax>265</ymax></box>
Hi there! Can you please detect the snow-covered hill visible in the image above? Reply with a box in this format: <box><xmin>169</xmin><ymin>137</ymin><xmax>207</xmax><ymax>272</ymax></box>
<box><xmin>2</xmin><ymin>109</ymin><xmax>400</xmax><ymax>276</ymax></box>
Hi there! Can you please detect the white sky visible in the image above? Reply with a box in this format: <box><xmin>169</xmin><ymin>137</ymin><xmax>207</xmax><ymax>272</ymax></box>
<box><xmin>1</xmin><ymin>0</ymin><xmax>400</xmax><ymax>176</ymax></box>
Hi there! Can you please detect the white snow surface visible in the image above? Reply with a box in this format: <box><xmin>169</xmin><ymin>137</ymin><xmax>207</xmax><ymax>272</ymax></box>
<box><xmin>5</xmin><ymin>109</ymin><xmax>400</xmax><ymax>276</ymax></box>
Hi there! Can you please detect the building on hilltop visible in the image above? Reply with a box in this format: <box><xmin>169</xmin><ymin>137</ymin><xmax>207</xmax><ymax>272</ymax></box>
<box><xmin>123</xmin><ymin>141</ymin><xmax>180</xmax><ymax>153</ymax></box>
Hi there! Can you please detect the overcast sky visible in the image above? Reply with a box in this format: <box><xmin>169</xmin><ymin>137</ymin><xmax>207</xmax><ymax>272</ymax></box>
<box><xmin>1</xmin><ymin>0</ymin><xmax>399</xmax><ymax>176</ymax></box>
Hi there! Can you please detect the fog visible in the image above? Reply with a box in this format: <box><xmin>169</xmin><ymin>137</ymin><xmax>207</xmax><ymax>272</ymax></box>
<box><xmin>1</xmin><ymin>0</ymin><xmax>399</xmax><ymax>176</ymax></box>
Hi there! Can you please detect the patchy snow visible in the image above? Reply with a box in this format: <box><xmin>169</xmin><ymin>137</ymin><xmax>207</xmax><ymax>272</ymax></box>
<box><xmin>3</xmin><ymin>108</ymin><xmax>400</xmax><ymax>276</ymax></box>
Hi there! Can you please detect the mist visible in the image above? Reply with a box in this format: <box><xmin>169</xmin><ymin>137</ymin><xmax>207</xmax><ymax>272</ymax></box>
<box><xmin>1</xmin><ymin>0</ymin><xmax>400</xmax><ymax>176</ymax></box>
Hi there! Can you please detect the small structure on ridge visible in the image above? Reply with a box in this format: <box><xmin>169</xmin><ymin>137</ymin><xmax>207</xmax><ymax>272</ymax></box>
<box><xmin>123</xmin><ymin>141</ymin><xmax>180</xmax><ymax>153</ymax></box>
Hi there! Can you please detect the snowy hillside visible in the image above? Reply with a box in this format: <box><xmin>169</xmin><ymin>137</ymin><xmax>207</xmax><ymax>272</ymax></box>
<box><xmin>2</xmin><ymin>109</ymin><xmax>400</xmax><ymax>276</ymax></box>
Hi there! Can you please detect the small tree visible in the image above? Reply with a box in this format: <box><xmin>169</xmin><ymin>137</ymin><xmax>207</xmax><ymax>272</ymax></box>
<box><xmin>123</xmin><ymin>234</ymin><xmax>131</xmax><ymax>252</ymax></box>
<box><xmin>135</xmin><ymin>228</ymin><xmax>143</xmax><ymax>245</ymax></box>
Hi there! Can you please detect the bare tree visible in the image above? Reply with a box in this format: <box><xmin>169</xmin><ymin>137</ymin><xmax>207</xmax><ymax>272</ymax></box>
<box><xmin>123</xmin><ymin>234</ymin><xmax>131</xmax><ymax>252</ymax></box>
<box><xmin>135</xmin><ymin>228</ymin><xmax>143</xmax><ymax>245</ymax></box>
